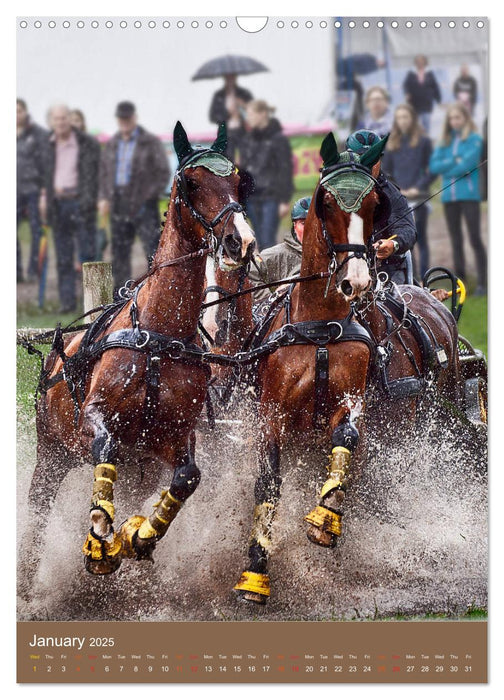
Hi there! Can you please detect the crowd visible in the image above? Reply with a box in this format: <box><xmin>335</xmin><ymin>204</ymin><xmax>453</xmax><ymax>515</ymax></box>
<box><xmin>339</xmin><ymin>55</ymin><xmax>487</xmax><ymax>293</ymax></box>
<box><xmin>17</xmin><ymin>99</ymin><xmax>170</xmax><ymax>311</ymax></box>
<box><xmin>17</xmin><ymin>55</ymin><xmax>488</xmax><ymax>313</ymax></box>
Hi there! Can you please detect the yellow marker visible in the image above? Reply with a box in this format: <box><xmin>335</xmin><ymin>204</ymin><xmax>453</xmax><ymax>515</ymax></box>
<box><xmin>446</xmin><ymin>279</ymin><xmax>466</xmax><ymax>303</ymax></box>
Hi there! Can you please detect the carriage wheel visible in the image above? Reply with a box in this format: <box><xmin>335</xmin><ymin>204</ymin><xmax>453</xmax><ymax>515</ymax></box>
<box><xmin>464</xmin><ymin>377</ymin><xmax>488</xmax><ymax>425</ymax></box>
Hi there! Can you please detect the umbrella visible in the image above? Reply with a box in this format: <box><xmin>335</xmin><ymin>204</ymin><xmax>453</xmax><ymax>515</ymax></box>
<box><xmin>192</xmin><ymin>55</ymin><xmax>269</xmax><ymax>81</ymax></box>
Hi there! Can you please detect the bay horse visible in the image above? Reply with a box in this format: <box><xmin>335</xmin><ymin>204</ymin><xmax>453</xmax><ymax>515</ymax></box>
<box><xmin>25</xmin><ymin>122</ymin><xmax>255</xmax><ymax>579</ymax></box>
<box><xmin>233</xmin><ymin>133</ymin><xmax>460</xmax><ymax>604</ymax></box>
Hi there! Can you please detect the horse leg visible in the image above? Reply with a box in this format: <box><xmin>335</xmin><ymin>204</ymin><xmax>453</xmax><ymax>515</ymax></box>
<box><xmin>118</xmin><ymin>433</ymin><xmax>201</xmax><ymax>561</ymax></box>
<box><xmin>81</xmin><ymin>416</ymin><xmax>123</xmax><ymax>575</ymax></box>
<box><xmin>304</xmin><ymin>411</ymin><xmax>359</xmax><ymax>548</ymax></box>
<box><xmin>234</xmin><ymin>432</ymin><xmax>280</xmax><ymax>605</ymax></box>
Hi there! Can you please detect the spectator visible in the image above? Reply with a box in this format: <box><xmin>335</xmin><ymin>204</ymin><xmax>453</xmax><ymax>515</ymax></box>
<box><xmin>40</xmin><ymin>104</ymin><xmax>100</xmax><ymax>312</ymax></box>
<box><xmin>429</xmin><ymin>104</ymin><xmax>486</xmax><ymax>294</ymax></box>
<box><xmin>70</xmin><ymin>109</ymin><xmax>87</xmax><ymax>133</ymax></box>
<box><xmin>229</xmin><ymin>100</ymin><xmax>294</xmax><ymax>251</ymax></box>
<box><xmin>453</xmin><ymin>64</ymin><xmax>478</xmax><ymax>114</ymax></box>
<box><xmin>98</xmin><ymin>101</ymin><xmax>170</xmax><ymax>290</ymax></box>
<box><xmin>209</xmin><ymin>74</ymin><xmax>253</xmax><ymax>129</ymax></box>
<box><xmin>16</xmin><ymin>98</ymin><xmax>48</xmax><ymax>283</ymax></box>
<box><xmin>337</xmin><ymin>55</ymin><xmax>386</xmax><ymax>130</ymax></box>
<box><xmin>382</xmin><ymin>104</ymin><xmax>435</xmax><ymax>278</ymax></box>
<box><xmin>69</xmin><ymin>108</ymin><xmax>101</xmax><ymax>266</ymax></box>
<box><xmin>403</xmin><ymin>55</ymin><xmax>442</xmax><ymax>135</ymax></box>
<box><xmin>357</xmin><ymin>86</ymin><xmax>393</xmax><ymax>136</ymax></box>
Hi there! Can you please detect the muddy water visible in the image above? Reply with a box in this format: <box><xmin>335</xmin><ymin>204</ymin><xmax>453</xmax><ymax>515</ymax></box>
<box><xmin>17</xmin><ymin>397</ymin><xmax>487</xmax><ymax>622</ymax></box>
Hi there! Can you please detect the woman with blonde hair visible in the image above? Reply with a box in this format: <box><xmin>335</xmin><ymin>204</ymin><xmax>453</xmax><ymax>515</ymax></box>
<box><xmin>382</xmin><ymin>103</ymin><xmax>435</xmax><ymax>276</ymax></box>
<box><xmin>429</xmin><ymin>103</ymin><xmax>486</xmax><ymax>294</ymax></box>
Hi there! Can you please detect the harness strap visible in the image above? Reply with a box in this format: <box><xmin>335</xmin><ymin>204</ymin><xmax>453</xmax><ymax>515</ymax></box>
<box><xmin>314</xmin><ymin>347</ymin><xmax>329</xmax><ymax>430</ymax></box>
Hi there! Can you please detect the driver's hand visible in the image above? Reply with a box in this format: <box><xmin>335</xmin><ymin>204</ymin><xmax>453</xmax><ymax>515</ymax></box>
<box><xmin>373</xmin><ymin>239</ymin><xmax>395</xmax><ymax>259</ymax></box>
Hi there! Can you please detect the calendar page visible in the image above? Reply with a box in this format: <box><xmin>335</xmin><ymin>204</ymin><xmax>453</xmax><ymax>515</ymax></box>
<box><xmin>16</xmin><ymin>14</ymin><xmax>488</xmax><ymax>684</ymax></box>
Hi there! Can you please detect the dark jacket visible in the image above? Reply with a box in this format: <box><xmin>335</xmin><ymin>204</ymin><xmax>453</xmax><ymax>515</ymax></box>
<box><xmin>381</xmin><ymin>135</ymin><xmax>435</xmax><ymax>196</ymax></box>
<box><xmin>403</xmin><ymin>70</ymin><xmax>442</xmax><ymax>114</ymax></box>
<box><xmin>453</xmin><ymin>75</ymin><xmax>478</xmax><ymax>106</ymax></box>
<box><xmin>229</xmin><ymin>118</ymin><xmax>294</xmax><ymax>203</ymax></box>
<box><xmin>370</xmin><ymin>173</ymin><xmax>417</xmax><ymax>268</ymax></box>
<box><xmin>17</xmin><ymin>118</ymin><xmax>48</xmax><ymax>196</ymax></box>
<box><xmin>99</xmin><ymin>126</ymin><xmax>170</xmax><ymax>217</ymax></box>
<box><xmin>44</xmin><ymin>128</ymin><xmax>100</xmax><ymax>222</ymax></box>
<box><xmin>209</xmin><ymin>85</ymin><xmax>253</xmax><ymax>125</ymax></box>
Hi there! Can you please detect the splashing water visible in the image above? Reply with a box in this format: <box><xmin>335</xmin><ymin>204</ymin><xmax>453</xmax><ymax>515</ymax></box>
<box><xmin>17</xmin><ymin>395</ymin><xmax>487</xmax><ymax>622</ymax></box>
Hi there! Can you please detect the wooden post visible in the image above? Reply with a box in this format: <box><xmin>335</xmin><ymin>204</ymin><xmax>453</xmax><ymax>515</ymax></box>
<box><xmin>82</xmin><ymin>262</ymin><xmax>113</xmax><ymax>321</ymax></box>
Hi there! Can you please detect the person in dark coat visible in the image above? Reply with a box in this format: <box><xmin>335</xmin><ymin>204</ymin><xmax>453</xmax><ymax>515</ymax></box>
<box><xmin>16</xmin><ymin>98</ymin><xmax>48</xmax><ymax>282</ymax></box>
<box><xmin>229</xmin><ymin>99</ymin><xmax>294</xmax><ymax>250</ymax></box>
<box><xmin>40</xmin><ymin>104</ymin><xmax>100</xmax><ymax>312</ymax></box>
<box><xmin>403</xmin><ymin>55</ymin><xmax>442</xmax><ymax>136</ymax></box>
<box><xmin>453</xmin><ymin>64</ymin><xmax>478</xmax><ymax>115</ymax></box>
<box><xmin>68</xmin><ymin>107</ymin><xmax>102</xmax><ymax>265</ymax></box>
<box><xmin>98</xmin><ymin>101</ymin><xmax>170</xmax><ymax>289</ymax></box>
<box><xmin>346</xmin><ymin>129</ymin><xmax>417</xmax><ymax>284</ymax></box>
<box><xmin>382</xmin><ymin>104</ymin><xmax>435</xmax><ymax>277</ymax></box>
<box><xmin>209</xmin><ymin>74</ymin><xmax>253</xmax><ymax>128</ymax></box>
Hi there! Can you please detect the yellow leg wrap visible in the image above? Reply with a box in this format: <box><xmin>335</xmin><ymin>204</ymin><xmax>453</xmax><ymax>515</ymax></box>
<box><xmin>118</xmin><ymin>515</ymin><xmax>148</xmax><ymax>559</ymax></box>
<box><xmin>250</xmin><ymin>502</ymin><xmax>275</xmax><ymax>551</ymax></box>
<box><xmin>320</xmin><ymin>446</ymin><xmax>351</xmax><ymax>499</ymax></box>
<box><xmin>234</xmin><ymin>571</ymin><xmax>271</xmax><ymax>597</ymax></box>
<box><xmin>137</xmin><ymin>490</ymin><xmax>182</xmax><ymax>540</ymax></box>
<box><xmin>304</xmin><ymin>505</ymin><xmax>342</xmax><ymax>536</ymax></box>
<box><xmin>91</xmin><ymin>463</ymin><xmax>118</xmax><ymax>522</ymax></box>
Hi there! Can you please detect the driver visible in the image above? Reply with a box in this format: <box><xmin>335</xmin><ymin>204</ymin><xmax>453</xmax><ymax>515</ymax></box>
<box><xmin>346</xmin><ymin>129</ymin><xmax>417</xmax><ymax>284</ymax></box>
<box><xmin>249</xmin><ymin>196</ymin><xmax>311</xmax><ymax>302</ymax></box>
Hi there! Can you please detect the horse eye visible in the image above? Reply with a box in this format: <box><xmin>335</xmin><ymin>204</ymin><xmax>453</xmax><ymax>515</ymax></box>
<box><xmin>187</xmin><ymin>178</ymin><xmax>200</xmax><ymax>191</ymax></box>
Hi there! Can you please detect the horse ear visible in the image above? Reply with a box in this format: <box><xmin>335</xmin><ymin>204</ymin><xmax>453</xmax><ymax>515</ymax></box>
<box><xmin>360</xmin><ymin>133</ymin><xmax>390</xmax><ymax>169</ymax></box>
<box><xmin>320</xmin><ymin>132</ymin><xmax>340</xmax><ymax>167</ymax></box>
<box><xmin>173</xmin><ymin>121</ymin><xmax>193</xmax><ymax>163</ymax></box>
<box><xmin>211</xmin><ymin>122</ymin><xmax>228</xmax><ymax>154</ymax></box>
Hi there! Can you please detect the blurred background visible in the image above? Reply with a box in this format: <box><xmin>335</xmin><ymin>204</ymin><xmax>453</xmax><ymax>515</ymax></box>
<box><xmin>16</xmin><ymin>16</ymin><xmax>488</xmax><ymax>355</ymax></box>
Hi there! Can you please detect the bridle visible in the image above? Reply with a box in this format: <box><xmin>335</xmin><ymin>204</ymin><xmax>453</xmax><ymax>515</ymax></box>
<box><xmin>174</xmin><ymin>148</ymin><xmax>247</xmax><ymax>256</ymax></box>
<box><xmin>314</xmin><ymin>159</ymin><xmax>379</xmax><ymax>291</ymax></box>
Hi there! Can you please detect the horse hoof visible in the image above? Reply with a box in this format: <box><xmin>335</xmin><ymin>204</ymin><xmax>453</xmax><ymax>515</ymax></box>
<box><xmin>235</xmin><ymin>589</ymin><xmax>268</xmax><ymax>605</ymax></box>
<box><xmin>118</xmin><ymin>516</ymin><xmax>156</xmax><ymax>562</ymax></box>
<box><xmin>306</xmin><ymin>524</ymin><xmax>337</xmax><ymax>549</ymax></box>
<box><xmin>233</xmin><ymin>570</ymin><xmax>270</xmax><ymax>605</ymax></box>
<box><xmin>82</xmin><ymin>530</ymin><xmax>122</xmax><ymax>575</ymax></box>
<box><xmin>304</xmin><ymin>505</ymin><xmax>342</xmax><ymax>548</ymax></box>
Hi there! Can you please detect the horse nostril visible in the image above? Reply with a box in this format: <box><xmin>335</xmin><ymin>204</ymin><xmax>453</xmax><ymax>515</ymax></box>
<box><xmin>223</xmin><ymin>232</ymin><xmax>241</xmax><ymax>258</ymax></box>
<box><xmin>341</xmin><ymin>280</ymin><xmax>353</xmax><ymax>297</ymax></box>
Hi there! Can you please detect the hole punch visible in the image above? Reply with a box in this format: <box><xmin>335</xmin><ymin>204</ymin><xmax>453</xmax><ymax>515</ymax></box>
<box><xmin>236</xmin><ymin>17</ymin><xmax>268</xmax><ymax>33</ymax></box>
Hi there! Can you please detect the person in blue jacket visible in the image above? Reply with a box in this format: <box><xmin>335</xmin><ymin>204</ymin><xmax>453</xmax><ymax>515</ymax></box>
<box><xmin>346</xmin><ymin>129</ymin><xmax>417</xmax><ymax>284</ymax></box>
<box><xmin>429</xmin><ymin>103</ymin><xmax>486</xmax><ymax>294</ymax></box>
<box><xmin>382</xmin><ymin>104</ymin><xmax>436</xmax><ymax>277</ymax></box>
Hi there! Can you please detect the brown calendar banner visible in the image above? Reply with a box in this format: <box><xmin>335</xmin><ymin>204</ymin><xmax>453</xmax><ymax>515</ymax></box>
<box><xmin>17</xmin><ymin>620</ymin><xmax>487</xmax><ymax>683</ymax></box>
<box><xmin>16</xmin><ymin>15</ymin><xmax>488</xmax><ymax>686</ymax></box>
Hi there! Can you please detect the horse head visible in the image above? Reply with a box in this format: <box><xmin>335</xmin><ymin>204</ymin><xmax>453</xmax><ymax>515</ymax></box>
<box><xmin>312</xmin><ymin>131</ymin><xmax>389</xmax><ymax>301</ymax></box>
<box><xmin>173</xmin><ymin>121</ymin><xmax>255</xmax><ymax>269</ymax></box>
